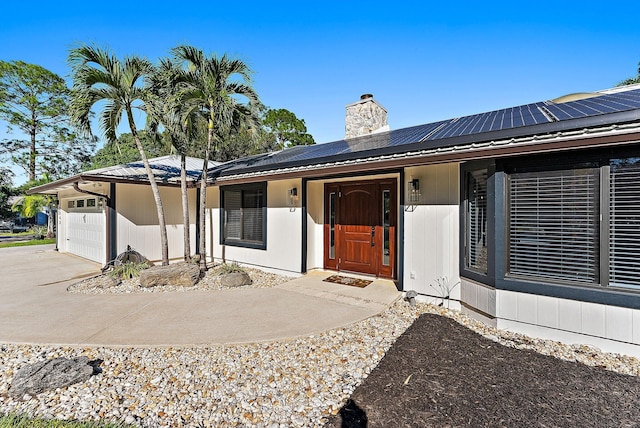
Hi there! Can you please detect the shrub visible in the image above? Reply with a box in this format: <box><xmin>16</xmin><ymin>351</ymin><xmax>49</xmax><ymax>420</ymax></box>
<box><xmin>108</xmin><ymin>261</ymin><xmax>149</xmax><ymax>280</ymax></box>
<box><xmin>216</xmin><ymin>261</ymin><xmax>245</xmax><ymax>274</ymax></box>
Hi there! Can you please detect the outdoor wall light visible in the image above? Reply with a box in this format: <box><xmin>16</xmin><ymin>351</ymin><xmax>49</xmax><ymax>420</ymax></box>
<box><xmin>98</xmin><ymin>198</ymin><xmax>105</xmax><ymax>209</ymax></box>
<box><xmin>288</xmin><ymin>187</ymin><xmax>298</xmax><ymax>206</ymax></box>
<box><xmin>408</xmin><ymin>177</ymin><xmax>420</xmax><ymax>203</ymax></box>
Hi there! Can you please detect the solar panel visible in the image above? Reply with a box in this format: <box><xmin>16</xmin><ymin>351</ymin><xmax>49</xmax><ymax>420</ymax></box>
<box><xmin>214</xmin><ymin>87</ymin><xmax>640</xmax><ymax>176</ymax></box>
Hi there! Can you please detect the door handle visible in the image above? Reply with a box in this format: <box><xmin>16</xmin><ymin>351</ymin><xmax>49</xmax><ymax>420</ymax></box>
<box><xmin>371</xmin><ymin>226</ymin><xmax>375</xmax><ymax>247</ymax></box>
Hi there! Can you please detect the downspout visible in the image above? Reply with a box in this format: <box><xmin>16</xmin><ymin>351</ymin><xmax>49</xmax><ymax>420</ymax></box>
<box><xmin>301</xmin><ymin>178</ymin><xmax>308</xmax><ymax>273</ymax></box>
<box><xmin>73</xmin><ymin>182</ymin><xmax>113</xmax><ymax>263</ymax></box>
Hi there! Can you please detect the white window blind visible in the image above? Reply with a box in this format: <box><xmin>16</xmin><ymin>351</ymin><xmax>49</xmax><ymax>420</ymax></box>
<box><xmin>242</xmin><ymin>190</ymin><xmax>264</xmax><ymax>243</ymax></box>
<box><xmin>222</xmin><ymin>186</ymin><xmax>265</xmax><ymax>246</ymax></box>
<box><xmin>224</xmin><ymin>191</ymin><xmax>242</xmax><ymax>240</ymax></box>
<box><xmin>609</xmin><ymin>159</ymin><xmax>640</xmax><ymax>289</ymax></box>
<box><xmin>508</xmin><ymin>168</ymin><xmax>600</xmax><ymax>284</ymax></box>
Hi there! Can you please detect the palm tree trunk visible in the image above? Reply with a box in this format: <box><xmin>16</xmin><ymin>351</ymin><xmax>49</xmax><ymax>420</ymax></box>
<box><xmin>198</xmin><ymin>125</ymin><xmax>213</xmax><ymax>272</ymax></box>
<box><xmin>127</xmin><ymin>110</ymin><xmax>170</xmax><ymax>265</ymax></box>
<box><xmin>180</xmin><ymin>153</ymin><xmax>191</xmax><ymax>261</ymax></box>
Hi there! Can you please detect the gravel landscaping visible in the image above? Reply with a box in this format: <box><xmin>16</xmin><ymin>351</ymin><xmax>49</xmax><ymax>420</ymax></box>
<box><xmin>2</xmin><ymin>268</ymin><xmax>640</xmax><ymax>427</ymax></box>
<box><xmin>67</xmin><ymin>265</ymin><xmax>292</xmax><ymax>294</ymax></box>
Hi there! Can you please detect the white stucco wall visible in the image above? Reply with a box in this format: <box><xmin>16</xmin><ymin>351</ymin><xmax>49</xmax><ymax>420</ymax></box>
<box><xmin>207</xmin><ymin>179</ymin><xmax>303</xmax><ymax>274</ymax></box>
<box><xmin>115</xmin><ymin>183</ymin><xmax>197</xmax><ymax>262</ymax></box>
<box><xmin>306</xmin><ymin>181</ymin><xmax>324</xmax><ymax>271</ymax></box>
<box><xmin>403</xmin><ymin>164</ymin><xmax>460</xmax><ymax>308</ymax></box>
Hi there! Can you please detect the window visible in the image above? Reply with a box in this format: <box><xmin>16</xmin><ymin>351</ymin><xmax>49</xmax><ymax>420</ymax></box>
<box><xmin>465</xmin><ymin>169</ymin><xmax>488</xmax><ymax>273</ymax></box>
<box><xmin>87</xmin><ymin>198</ymin><xmax>96</xmax><ymax>207</ymax></box>
<box><xmin>508</xmin><ymin>168</ymin><xmax>600</xmax><ymax>284</ymax></box>
<box><xmin>609</xmin><ymin>158</ymin><xmax>640</xmax><ymax>290</ymax></box>
<box><xmin>76</xmin><ymin>199</ymin><xmax>85</xmax><ymax>208</ymax></box>
<box><xmin>221</xmin><ymin>183</ymin><xmax>266</xmax><ymax>249</ymax></box>
<box><xmin>67</xmin><ymin>200</ymin><xmax>75</xmax><ymax>209</ymax></box>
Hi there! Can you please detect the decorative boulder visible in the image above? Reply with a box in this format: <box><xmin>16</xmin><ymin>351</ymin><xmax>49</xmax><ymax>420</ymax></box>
<box><xmin>220</xmin><ymin>271</ymin><xmax>252</xmax><ymax>287</ymax></box>
<box><xmin>10</xmin><ymin>356</ymin><xmax>101</xmax><ymax>398</ymax></box>
<box><xmin>97</xmin><ymin>275</ymin><xmax>122</xmax><ymax>289</ymax></box>
<box><xmin>139</xmin><ymin>263</ymin><xmax>200</xmax><ymax>288</ymax></box>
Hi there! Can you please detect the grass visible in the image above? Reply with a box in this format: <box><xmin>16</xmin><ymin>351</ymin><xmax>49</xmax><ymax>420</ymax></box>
<box><xmin>0</xmin><ymin>413</ymin><xmax>128</xmax><ymax>428</ymax></box>
<box><xmin>0</xmin><ymin>238</ymin><xmax>56</xmax><ymax>249</ymax></box>
<box><xmin>0</xmin><ymin>231</ymin><xmax>33</xmax><ymax>237</ymax></box>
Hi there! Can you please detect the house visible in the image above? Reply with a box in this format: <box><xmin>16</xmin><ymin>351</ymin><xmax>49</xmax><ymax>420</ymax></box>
<box><xmin>30</xmin><ymin>155</ymin><xmax>217</xmax><ymax>264</ymax></box>
<box><xmin>32</xmin><ymin>85</ymin><xmax>640</xmax><ymax>357</ymax></box>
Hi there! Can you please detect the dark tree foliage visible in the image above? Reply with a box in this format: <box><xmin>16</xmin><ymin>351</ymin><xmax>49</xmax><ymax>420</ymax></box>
<box><xmin>85</xmin><ymin>131</ymin><xmax>172</xmax><ymax>170</ymax></box>
<box><xmin>263</xmin><ymin>108</ymin><xmax>315</xmax><ymax>150</ymax></box>
<box><xmin>617</xmin><ymin>61</ymin><xmax>640</xmax><ymax>86</ymax></box>
<box><xmin>0</xmin><ymin>167</ymin><xmax>15</xmax><ymax>220</ymax></box>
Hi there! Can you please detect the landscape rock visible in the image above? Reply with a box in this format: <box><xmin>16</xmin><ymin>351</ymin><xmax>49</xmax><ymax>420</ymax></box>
<box><xmin>10</xmin><ymin>356</ymin><xmax>99</xmax><ymax>398</ymax></box>
<box><xmin>97</xmin><ymin>275</ymin><xmax>122</xmax><ymax>289</ymax></box>
<box><xmin>219</xmin><ymin>271</ymin><xmax>252</xmax><ymax>287</ymax></box>
<box><xmin>139</xmin><ymin>263</ymin><xmax>200</xmax><ymax>288</ymax></box>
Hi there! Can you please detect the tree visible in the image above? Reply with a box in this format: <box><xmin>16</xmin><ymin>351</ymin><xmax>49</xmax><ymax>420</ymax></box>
<box><xmin>85</xmin><ymin>131</ymin><xmax>171</xmax><ymax>170</ymax></box>
<box><xmin>172</xmin><ymin>45</ymin><xmax>259</xmax><ymax>271</ymax></box>
<box><xmin>146</xmin><ymin>58</ymin><xmax>202</xmax><ymax>261</ymax></box>
<box><xmin>12</xmin><ymin>176</ymin><xmax>56</xmax><ymax>237</ymax></box>
<box><xmin>618</xmin><ymin>61</ymin><xmax>640</xmax><ymax>86</ymax></box>
<box><xmin>0</xmin><ymin>60</ymin><xmax>96</xmax><ymax>181</ymax></box>
<box><xmin>263</xmin><ymin>108</ymin><xmax>315</xmax><ymax>150</ymax></box>
<box><xmin>0</xmin><ymin>167</ymin><xmax>15</xmax><ymax>220</ymax></box>
<box><xmin>68</xmin><ymin>44</ymin><xmax>170</xmax><ymax>265</ymax></box>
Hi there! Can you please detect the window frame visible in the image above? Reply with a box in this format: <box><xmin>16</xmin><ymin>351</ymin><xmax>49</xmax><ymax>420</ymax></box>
<box><xmin>461</xmin><ymin>150</ymin><xmax>640</xmax><ymax>309</ymax></box>
<box><xmin>219</xmin><ymin>182</ymin><xmax>267</xmax><ymax>250</ymax></box>
<box><xmin>460</xmin><ymin>160</ymin><xmax>495</xmax><ymax>285</ymax></box>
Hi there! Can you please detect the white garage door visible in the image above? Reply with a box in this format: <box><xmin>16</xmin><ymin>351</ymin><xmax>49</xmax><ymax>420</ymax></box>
<box><xmin>66</xmin><ymin>211</ymin><xmax>106</xmax><ymax>264</ymax></box>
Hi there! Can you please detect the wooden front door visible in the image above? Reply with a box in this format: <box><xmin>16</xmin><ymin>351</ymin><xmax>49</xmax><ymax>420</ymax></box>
<box><xmin>323</xmin><ymin>179</ymin><xmax>397</xmax><ymax>278</ymax></box>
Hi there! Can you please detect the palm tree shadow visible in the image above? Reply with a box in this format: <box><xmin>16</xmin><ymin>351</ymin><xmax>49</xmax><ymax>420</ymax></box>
<box><xmin>338</xmin><ymin>399</ymin><xmax>368</xmax><ymax>428</ymax></box>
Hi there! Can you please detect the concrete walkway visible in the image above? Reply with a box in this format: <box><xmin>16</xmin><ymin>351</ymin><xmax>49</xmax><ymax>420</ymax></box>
<box><xmin>0</xmin><ymin>245</ymin><xmax>400</xmax><ymax>347</ymax></box>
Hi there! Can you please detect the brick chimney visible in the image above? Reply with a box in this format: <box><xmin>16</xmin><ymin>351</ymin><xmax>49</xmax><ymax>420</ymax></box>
<box><xmin>345</xmin><ymin>94</ymin><xmax>389</xmax><ymax>139</ymax></box>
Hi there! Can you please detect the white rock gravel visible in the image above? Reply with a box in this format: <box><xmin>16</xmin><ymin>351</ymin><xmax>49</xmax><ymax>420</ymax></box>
<box><xmin>67</xmin><ymin>265</ymin><xmax>292</xmax><ymax>294</ymax></box>
<box><xmin>2</xmin><ymin>272</ymin><xmax>639</xmax><ymax>427</ymax></box>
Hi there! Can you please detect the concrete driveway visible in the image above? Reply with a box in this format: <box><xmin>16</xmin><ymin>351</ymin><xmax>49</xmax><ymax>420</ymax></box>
<box><xmin>0</xmin><ymin>245</ymin><xmax>400</xmax><ymax>347</ymax></box>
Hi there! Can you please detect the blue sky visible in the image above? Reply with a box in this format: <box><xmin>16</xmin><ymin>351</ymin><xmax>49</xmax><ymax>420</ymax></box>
<box><xmin>1</xmin><ymin>0</ymin><xmax>639</xmax><ymax>185</ymax></box>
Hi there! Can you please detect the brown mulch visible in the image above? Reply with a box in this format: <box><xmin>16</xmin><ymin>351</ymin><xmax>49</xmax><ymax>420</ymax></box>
<box><xmin>325</xmin><ymin>313</ymin><xmax>640</xmax><ymax>428</ymax></box>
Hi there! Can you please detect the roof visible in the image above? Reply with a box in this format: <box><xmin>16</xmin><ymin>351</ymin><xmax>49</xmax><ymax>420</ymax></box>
<box><xmin>210</xmin><ymin>84</ymin><xmax>640</xmax><ymax>182</ymax></box>
<box><xmin>28</xmin><ymin>155</ymin><xmax>217</xmax><ymax>195</ymax></box>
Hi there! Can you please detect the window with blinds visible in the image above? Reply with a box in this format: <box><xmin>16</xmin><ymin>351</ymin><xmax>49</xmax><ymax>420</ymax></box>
<box><xmin>609</xmin><ymin>158</ymin><xmax>640</xmax><ymax>290</ymax></box>
<box><xmin>466</xmin><ymin>169</ymin><xmax>488</xmax><ymax>273</ymax></box>
<box><xmin>222</xmin><ymin>184</ymin><xmax>266</xmax><ymax>248</ymax></box>
<box><xmin>508</xmin><ymin>168</ymin><xmax>600</xmax><ymax>284</ymax></box>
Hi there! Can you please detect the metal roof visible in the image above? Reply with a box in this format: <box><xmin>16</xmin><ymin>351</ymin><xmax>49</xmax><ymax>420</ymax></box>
<box><xmin>28</xmin><ymin>155</ymin><xmax>217</xmax><ymax>195</ymax></box>
<box><xmin>209</xmin><ymin>85</ymin><xmax>640</xmax><ymax>180</ymax></box>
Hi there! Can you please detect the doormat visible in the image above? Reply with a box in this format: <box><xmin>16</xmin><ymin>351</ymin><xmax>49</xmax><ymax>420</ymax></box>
<box><xmin>323</xmin><ymin>275</ymin><xmax>372</xmax><ymax>288</ymax></box>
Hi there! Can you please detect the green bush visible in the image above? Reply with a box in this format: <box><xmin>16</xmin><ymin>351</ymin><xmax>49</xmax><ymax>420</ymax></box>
<box><xmin>216</xmin><ymin>261</ymin><xmax>245</xmax><ymax>274</ymax></box>
<box><xmin>108</xmin><ymin>261</ymin><xmax>149</xmax><ymax>279</ymax></box>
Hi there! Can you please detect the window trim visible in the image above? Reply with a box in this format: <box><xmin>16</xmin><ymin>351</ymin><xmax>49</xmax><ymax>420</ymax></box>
<box><xmin>461</xmin><ymin>149</ymin><xmax>640</xmax><ymax>309</ymax></box>
<box><xmin>460</xmin><ymin>160</ymin><xmax>495</xmax><ymax>285</ymax></box>
<box><xmin>219</xmin><ymin>182</ymin><xmax>267</xmax><ymax>250</ymax></box>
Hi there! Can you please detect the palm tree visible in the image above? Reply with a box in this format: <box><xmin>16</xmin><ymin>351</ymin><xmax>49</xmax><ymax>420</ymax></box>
<box><xmin>146</xmin><ymin>58</ymin><xmax>201</xmax><ymax>262</ymax></box>
<box><xmin>68</xmin><ymin>44</ymin><xmax>170</xmax><ymax>265</ymax></box>
<box><xmin>172</xmin><ymin>45</ymin><xmax>259</xmax><ymax>272</ymax></box>
<box><xmin>12</xmin><ymin>175</ymin><xmax>56</xmax><ymax>237</ymax></box>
